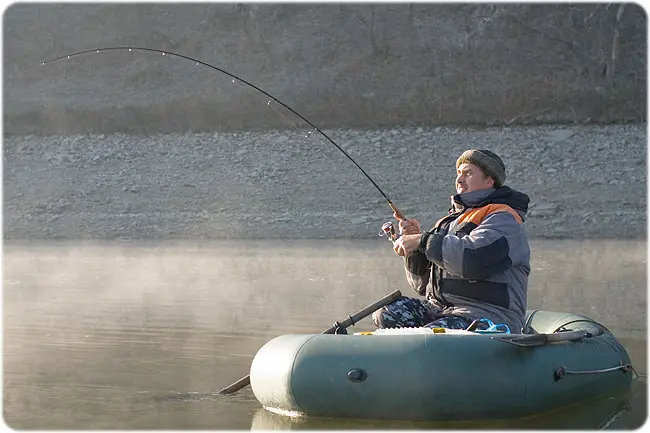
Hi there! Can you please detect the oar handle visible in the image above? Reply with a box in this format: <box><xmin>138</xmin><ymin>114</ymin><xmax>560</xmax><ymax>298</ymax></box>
<box><xmin>321</xmin><ymin>289</ymin><xmax>402</xmax><ymax>334</ymax></box>
<box><xmin>217</xmin><ymin>289</ymin><xmax>402</xmax><ymax>395</ymax></box>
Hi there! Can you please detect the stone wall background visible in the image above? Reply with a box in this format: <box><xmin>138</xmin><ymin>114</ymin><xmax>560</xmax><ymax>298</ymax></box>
<box><xmin>3</xmin><ymin>4</ymin><xmax>646</xmax><ymax>240</ymax></box>
<box><xmin>3</xmin><ymin>3</ymin><xmax>646</xmax><ymax>135</ymax></box>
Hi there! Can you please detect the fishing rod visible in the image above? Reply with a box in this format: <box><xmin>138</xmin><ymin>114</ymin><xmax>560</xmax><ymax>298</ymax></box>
<box><xmin>32</xmin><ymin>46</ymin><xmax>407</xmax><ymax>230</ymax></box>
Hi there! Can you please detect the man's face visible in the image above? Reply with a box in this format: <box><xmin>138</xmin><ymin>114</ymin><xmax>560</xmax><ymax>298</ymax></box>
<box><xmin>456</xmin><ymin>163</ymin><xmax>494</xmax><ymax>194</ymax></box>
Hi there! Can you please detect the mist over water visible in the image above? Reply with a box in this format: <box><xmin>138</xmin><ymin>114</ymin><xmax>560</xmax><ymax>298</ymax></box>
<box><xmin>3</xmin><ymin>3</ymin><xmax>646</xmax><ymax>429</ymax></box>
<box><xmin>3</xmin><ymin>239</ymin><xmax>646</xmax><ymax>429</ymax></box>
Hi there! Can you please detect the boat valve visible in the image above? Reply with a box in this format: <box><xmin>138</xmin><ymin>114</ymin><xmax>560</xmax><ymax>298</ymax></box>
<box><xmin>347</xmin><ymin>368</ymin><xmax>368</xmax><ymax>382</ymax></box>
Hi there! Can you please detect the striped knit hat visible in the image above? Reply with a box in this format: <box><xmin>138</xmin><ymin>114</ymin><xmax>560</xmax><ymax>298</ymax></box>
<box><xmin>456</xmin><ymin>149</ymin><xmax>506</xmax><ymax>188</ymax></box>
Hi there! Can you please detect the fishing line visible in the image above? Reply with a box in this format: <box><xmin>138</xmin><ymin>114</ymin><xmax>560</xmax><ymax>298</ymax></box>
<box><xmin>30</xmin><ymin>46</ymin><xmax>405</xmax><ymax>219</ymax></box>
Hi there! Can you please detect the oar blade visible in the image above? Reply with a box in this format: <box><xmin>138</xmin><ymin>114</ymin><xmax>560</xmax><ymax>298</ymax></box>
<box><xmin>217</xmin><ymin>375</ymin><xmax>251</xmax><ymax>395</ymax></box>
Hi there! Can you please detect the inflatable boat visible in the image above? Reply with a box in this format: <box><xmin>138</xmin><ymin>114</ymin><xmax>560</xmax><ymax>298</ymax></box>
<box><xmin>249</xmin><ymin>309</ymin><xmax>634</xmax><ymax>422</ymax></box>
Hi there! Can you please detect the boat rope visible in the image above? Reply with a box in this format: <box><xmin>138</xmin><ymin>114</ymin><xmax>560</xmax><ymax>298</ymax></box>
<box><xmin>522</xmin><ymin>314</ymin><xmax>613</xmax><ymax>336</ymax></box>
<box><xmin>553</xmin><ymin>362</ymin><xmax>638</xmax><ymax>382</ymax></box>
<box><xmin>521</xmin><ymin>309</ymin><xmax>539</xmax><ymax>332</ymax></box>
<box><xmin>551</xmin><ymin>319</ymin><xmax>612</xmax><ymax>335</ymax></box>
<box><xmin>27</xmin><ymin>46</ymin><xmax>406</xmax><ymax>218</ymax></box>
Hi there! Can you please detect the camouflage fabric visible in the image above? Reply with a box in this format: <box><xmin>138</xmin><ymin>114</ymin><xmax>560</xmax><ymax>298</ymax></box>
<box><xmin>424</xmin><ymin>315</ymin><xmax>472</xmax><ymax>330</ymax></box>
<box><xmin>372</xmin><ymin>296</ymin><xmax>476</xmax><ymax>329</ymax></box>
<box><xmin>372</xmin><ymin>296</ymin><xmax>437</xmax><ymax>328</ymax></box>
<box><xmin>370</xmin><ymin>296</ymin><xmax>441</xmax><ymax>328</ymax></box>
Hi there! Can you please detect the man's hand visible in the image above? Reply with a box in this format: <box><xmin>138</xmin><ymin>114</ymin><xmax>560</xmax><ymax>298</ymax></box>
<box><xmin>393</xmin><ymin>212</ymin><xmax>421</xmax><ymax>235</ymax></box>
<box><xmin>393</xmin><ymin>233</ymin><xmax>423</xmax><ymax>256</ymax></box>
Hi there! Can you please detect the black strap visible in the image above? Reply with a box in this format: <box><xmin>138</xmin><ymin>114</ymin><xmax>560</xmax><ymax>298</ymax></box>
<box><xmin>333</xmin><ymin>321</ymin><xmax>348</xmax><ymax>335</ymax></box>
<box><xmin>440</xmin><ymin>278</ymin><xmax>510</xmax><ymax>309</ymax></box>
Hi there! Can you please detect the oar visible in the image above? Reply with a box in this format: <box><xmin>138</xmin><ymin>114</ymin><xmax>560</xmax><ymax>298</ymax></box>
<box><xmin>491</xmin><ymin>328</ymin><xmax>605</xmax><ymax>347</ymax></box>
<box><xmin>217</xmin><ymin>289</ymin><xmax>402</xmax><ymax>395</ymax></box>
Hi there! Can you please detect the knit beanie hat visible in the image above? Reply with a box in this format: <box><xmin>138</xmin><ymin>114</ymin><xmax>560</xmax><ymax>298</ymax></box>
<box><xmin>456</xmin><ymin>149</ymin><xmax>506</xmax><ymax>188</ymax></box>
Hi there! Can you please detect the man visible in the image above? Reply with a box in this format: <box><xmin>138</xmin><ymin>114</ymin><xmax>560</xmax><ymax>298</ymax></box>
<box><xmin>373</xmin><ymin>149</ymin><xmax>531</xmax><ymax>333</ymax></box>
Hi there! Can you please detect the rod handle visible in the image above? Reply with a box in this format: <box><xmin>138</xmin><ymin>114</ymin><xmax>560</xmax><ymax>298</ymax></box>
<box><xmin>388</xmin><ymin>200</ymin><xmax>406</xmax><ymax>221</ymax></box>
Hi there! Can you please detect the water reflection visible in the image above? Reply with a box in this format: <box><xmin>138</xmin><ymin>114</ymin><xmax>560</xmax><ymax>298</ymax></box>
<box><xmin>250</xmin><ymin>392</ymin><xmax>636</xmax><ymax>429</ymax></box>
<box><xmin>3</xmin><ymin>239</ymin><xmax>646</xmax><ymax>429</ymax></box>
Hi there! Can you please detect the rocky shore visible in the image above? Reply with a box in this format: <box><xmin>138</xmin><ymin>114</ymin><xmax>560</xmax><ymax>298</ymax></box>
<box><xmin>3</xmin><ymin>123</ymin><xmax>646</xmax><ymax>241</ymax></box>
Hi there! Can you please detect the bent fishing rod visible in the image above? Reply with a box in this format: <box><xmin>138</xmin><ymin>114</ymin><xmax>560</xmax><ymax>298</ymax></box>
<box><xmin>33</xmin><ymin>46</ymin><xmax>407</xmax><ymax>227</ymax></box>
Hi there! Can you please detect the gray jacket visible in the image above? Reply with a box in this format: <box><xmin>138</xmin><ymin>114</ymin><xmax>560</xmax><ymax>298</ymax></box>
<box><xmin>404</xmin><ymin>186</ymin><xmax>531</xmax><ymax>332</ymax></box>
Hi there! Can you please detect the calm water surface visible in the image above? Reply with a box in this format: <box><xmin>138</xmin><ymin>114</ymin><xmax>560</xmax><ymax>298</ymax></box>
<box><xmin>3</xmin><ymin>239</ymin><xmax>646</xmax><ymax>429</ymax></box>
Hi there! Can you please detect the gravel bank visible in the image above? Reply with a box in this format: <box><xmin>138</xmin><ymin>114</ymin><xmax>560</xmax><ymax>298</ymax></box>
<box><xmin>3</xmin><ymin>123</ymin><xmax>646</xmax><ymax>240</ymax></box>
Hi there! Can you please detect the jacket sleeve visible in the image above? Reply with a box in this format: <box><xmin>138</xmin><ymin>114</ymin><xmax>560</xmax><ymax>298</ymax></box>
<box><xmin>419</xmin><ymin>211</ymin><xmax>522</xmax><ymax>279</ymax></box>
<box><xmin>403</xmin><ymin>251</ymin><xmax>432</xmax><ymax>296</ymax></box>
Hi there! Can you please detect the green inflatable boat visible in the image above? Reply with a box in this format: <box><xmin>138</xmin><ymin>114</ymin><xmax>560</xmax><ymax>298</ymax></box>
<box><xmin>249</xmin><ymin>309</ymin><xmax>634</xmax><ymax>422</ymax></box>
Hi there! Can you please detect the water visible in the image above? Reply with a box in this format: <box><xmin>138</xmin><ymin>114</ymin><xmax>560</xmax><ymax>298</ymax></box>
<box><xmin>3</xmin><ymin>239</ymin><xmax>646</xmax><ymax>429</ymax></box>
